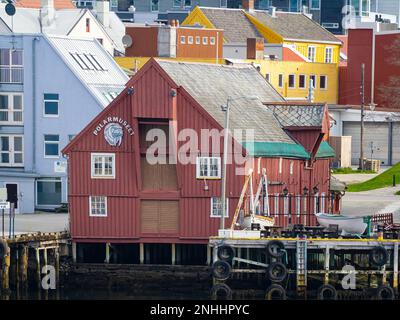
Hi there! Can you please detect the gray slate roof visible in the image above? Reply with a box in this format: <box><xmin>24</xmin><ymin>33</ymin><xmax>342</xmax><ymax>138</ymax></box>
<box><xmin>265</xmin><ymin>104</ymin><xmax>326</xmax><ymax>127</ymax></box>
<box><xmin>157</xmin><ymin>60</ymin><xmax>294</xmax><ymax>143</ymax></box>
<box><xmin>250</xmin><ymin>11</ymin><xmax>341</xmax><ymax>43</ymax></box>
<box><xmin>199</xmin><ymin>7</ymin><xmax>262</xmax><ymax>43</ymax></box>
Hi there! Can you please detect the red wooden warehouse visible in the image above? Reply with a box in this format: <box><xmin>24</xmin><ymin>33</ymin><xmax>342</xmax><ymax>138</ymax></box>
<box><xmin>62</xmin><ymin>59</ymin><xmax>337</xmax><ymax>264</ymax></box>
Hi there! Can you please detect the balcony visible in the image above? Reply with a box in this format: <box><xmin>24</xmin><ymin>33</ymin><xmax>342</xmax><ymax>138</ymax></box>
<box><xmin>0</xmin><ymin>67</ymin><xmax>24</xmax><ymax>84</ymax></box>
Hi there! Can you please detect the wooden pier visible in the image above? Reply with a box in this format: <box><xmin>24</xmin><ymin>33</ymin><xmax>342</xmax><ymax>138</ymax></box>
<box><xmin>209</xmin><ymin>235</ymin><xmax>400</xmax><ymax>300</ymax></box>
<box><xmin>0</xmin><ymin>232</ymin><xmax>70</xmax><ymax>298</ymax></box>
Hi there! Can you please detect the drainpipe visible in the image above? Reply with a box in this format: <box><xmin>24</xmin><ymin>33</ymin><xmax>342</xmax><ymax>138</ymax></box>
<box><xmin>371</xmin><ymin>30</ymin><xmax>376</xmax><ymax>104</ymax></box>
<box><xmin>388</xmin><ymin>121</ymin><xmax>393</xmax><ymax>166</ymax></box>
<box><xmin>32</xmin><ymin>36</ymin><xmax>40</xmax><ymax>173</ymax></box>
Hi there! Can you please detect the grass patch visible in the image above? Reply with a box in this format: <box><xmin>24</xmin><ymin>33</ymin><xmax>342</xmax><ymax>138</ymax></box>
<box><xmin>332</xmin><ymin>167</ymin><xmax>376</xmax><ymax>174</ymax></box>
<box><xmin>395</xmin><ymin>191</ymin><xmax>400</xmax><ymax>196</ymax></box>
<box><xmin>347</xmin><ymin>162</ymin><xmax>400</xmax><ymax>192</ymax></box>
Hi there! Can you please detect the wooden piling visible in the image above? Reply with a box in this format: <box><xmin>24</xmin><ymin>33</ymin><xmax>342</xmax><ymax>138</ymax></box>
<box><xmin>324</xmin><ymin>245</ymin><xmax>330</xmax><ymax>285</ymax></box>
<box><xmin>19</xmin><ymin>245</ymin><xmax>28</xmax><ymax>289</ymax></box>
<box><xmin>171</xmin><ymin>244</ymin><xmax>176</xmax><ymax>265</ymax></box>
<box><xmin>139</xmin><ymin>243</ymin><xmax>144</xmax><ymax>264</ymax></box>
<box><xmin>35</xmin><ymin>248</ymin><xmax>41</xmax><ymax>289</ymax></box>
<box><xmin>1</xmin><ymin>247</ymin><xmax>10</xmax><ymax>291</ymax></box>
<box><xmin>105</xmin><ymin>243</ymin><xmax>110</xmax><ymax>264</ymax></box>
<box><xmin>393</xmin><ymin>243</ymin><xmax>398</xmax><ymax>292</ymax></box>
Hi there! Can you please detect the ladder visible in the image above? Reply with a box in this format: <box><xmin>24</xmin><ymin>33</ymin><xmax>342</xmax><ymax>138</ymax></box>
<box><xmin>296</xmin><ymin>239</ymin><xmax>307</xmax><ymax>297</ymax></box>
<box><xmin>230</xmin><ymin>170</ymin><xmax>252</xmax><ymax>229</ymax></box>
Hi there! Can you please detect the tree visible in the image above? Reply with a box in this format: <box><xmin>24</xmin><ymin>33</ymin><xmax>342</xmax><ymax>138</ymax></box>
<box><xmin>377</xmin><ymin>37</ymin><xmax>400</xmax><ymax>109</ymax></box>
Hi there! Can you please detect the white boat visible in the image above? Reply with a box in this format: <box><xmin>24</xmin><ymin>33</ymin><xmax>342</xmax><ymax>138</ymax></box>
<box><xmin>242</xmin><ymin>214</ymin><xmax>275</xmax><ymax>230</ymax></box>
<box><xmin>315</xmin><ymin>212</ymin><xmax>368</xmax><ymax>235</ymax></box>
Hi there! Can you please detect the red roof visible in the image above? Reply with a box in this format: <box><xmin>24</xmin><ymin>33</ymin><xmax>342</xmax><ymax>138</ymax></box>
<box><xmin>15</xmin><ymin>0</ymin><xmax>76</xmax><ymax>9</ymax></box>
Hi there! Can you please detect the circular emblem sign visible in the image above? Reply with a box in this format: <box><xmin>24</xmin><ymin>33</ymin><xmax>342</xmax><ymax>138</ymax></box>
<box><xmin>104</xmin><ymin>123</ymin><xmax>123</xmax><ymax>147</ymax></box>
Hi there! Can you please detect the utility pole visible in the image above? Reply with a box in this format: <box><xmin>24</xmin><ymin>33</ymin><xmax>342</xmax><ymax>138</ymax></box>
<box><xmin>359</xmin><ymin>63</ymin><xmax>365</xmax><ymax>170</ymax></box>
<box><xmin>220</xmin><ymin>98</ymin><xmax>230</xmax><ymax>231</ymax></box>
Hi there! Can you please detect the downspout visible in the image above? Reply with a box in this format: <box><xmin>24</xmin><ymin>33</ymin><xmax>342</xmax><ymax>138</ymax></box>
<box><xmin>370</xmin><ymin>30</ymin><xmax>375</xmax><ymax>104</ymax></box>
<box><xmin>32</xmin><ymin>36</ymin><xmax>40</xmax><ymax>172</ymax></box>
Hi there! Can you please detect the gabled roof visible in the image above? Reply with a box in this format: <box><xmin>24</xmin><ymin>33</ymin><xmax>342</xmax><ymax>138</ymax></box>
<box><xmin>249</xmin><ymin>11</ymin><xmax>341</xmax><ymax>44</ymax></box>
<box><xmin>157</xmin><ymin>60</ymin><xmax>293</xmax><ymax>143</ymax></box>
<box><xmin>45</xmin><ymin>34</ymin><xmax>129</xmax><ymax>107</ymax></box>
<box><xmin>15</xmin><ymin>0</ymin><xmax>75</xmax><ymax>9</ymax></box>
<box><xmin>0</xmin><ymin>5</ymin><xmax>124</xmax><ymax>52</ymax></box>
<box><xmin>265</xmin><ymin>103</ymin><xmax>327</xmax><ymax>127</ymax></box>
<box><xmin>199</xmin><ymin>7</ymin><xmax>263</xmax><ymax>43</ymax></box>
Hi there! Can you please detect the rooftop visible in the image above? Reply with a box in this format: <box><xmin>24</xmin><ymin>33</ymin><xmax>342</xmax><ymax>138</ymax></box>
<box><xmin>15</xmin><ymin>0</ymin><xmax>75</xmax><ymax>9</ymax></box>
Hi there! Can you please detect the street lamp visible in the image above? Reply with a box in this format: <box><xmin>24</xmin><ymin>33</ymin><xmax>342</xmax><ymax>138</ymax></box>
<box><xmin>220</xmin><ymin>95</ymin><xmax>258</xmax><ymax>230</ymax></box>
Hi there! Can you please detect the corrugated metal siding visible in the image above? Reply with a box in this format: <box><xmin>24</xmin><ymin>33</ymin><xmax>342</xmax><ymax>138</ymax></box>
<box><xmin>70</xmin><ymin>196</ymin><xmax>137</xmax><ymax>239</ymax></box>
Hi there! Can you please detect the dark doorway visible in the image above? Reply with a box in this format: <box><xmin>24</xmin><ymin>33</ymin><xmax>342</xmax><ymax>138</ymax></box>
<box><xmin>6</xmin><ymin>183</ymin><xmax>18</xmax><ymax>209</ymax></box>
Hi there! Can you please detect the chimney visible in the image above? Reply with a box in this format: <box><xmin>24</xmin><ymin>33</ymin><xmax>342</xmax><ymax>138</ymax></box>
<box><xmin>40</xmin><ymin>0</ymin><xmax>55</xmax><ymax>25</ymax></box>
<box><xmin>242</xmin><ymin>0</ymin><xmax>254</xmax><ymax>12</ymax></box>
<box><xmin>96</xmin><ymin>1</ymin><xmax>110</xmax><ymax>28</ymax></box>
<box><xmin>268</xmin><ymin>6</ymin><xmax>276</xmax><ymax>17</ymax></box>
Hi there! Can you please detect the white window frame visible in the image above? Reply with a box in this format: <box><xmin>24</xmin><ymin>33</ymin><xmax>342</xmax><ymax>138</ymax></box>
<box><xmin>210</xmin><ymin>37</ymin><xmax>216</xmax><ymax>45</ymax></box>
<box><xmin>43</xmin><ymin>93</ymin><xmax>59</xmax><ymax>117</ymax></box>
<box><xmin>0</xmin><ymin>48</ymin><xmax>23</xmax><ymax>84</ymax></box>
<box><xmin>325</xmin><ymin>47</ymin><xmax>333</xmax><ymax>63</ymax></box>
<box><xmin>296</xmin><ymin>195</ymin><xmax>301</xmax><ymax>217</ymax></box>
<box><xmin>320</xmin><ymin>192</ymin><xmax>326</xmax><ymax>213</ymax></box>
<box><xmin>298</xmin><ymin>74</ymin><xmax>306</xmax><ymax>89</ymax></box>
<box><xmin>195</xmin><ymin>36</ymin><xmax>201</xmax><ymax>44</ymax></box>
<box><xmin>278</xmin><ymin>157</ymin><xmax>283</xmax><ymax>174</ymax></box>
<box><xmin>202</xmin><ymin>37</ymin><xmax>208</xmax><ymax>45</ymax></box>
<box><xmin>308</xmin><ymin>45</ymin><xmax>316</xmax><ymax>62</ymax></box>
<box><xmin>288</xmin><ymin>74</ymin><xmax>296</xmax><ymax>89</ymax></box>
<box><xmin>150</xmin><ymin>0</ymin><xmax>159</xmax><ymax>12</ymax></box>
<box><xmin>180</xmin><ymin>36</ymin><xmax>185</xmax><ymax>44</ymax></box>
<box><xmin>0</xmin><ymin>93</ymin><xmax>23</xmax><ymax>124</ymax></box>
<box><xmin>309</xmin><ymin>74</ymin><xmax>317</xmax><ymax>88</ymax></box>
<box><xmin>89</xmin><ymin>196</ymin><xmax>108</xmax><ymax>217</ymax></box>
<box><xmin>0</xmin><ymin>134</ymin><xmax>24</xmax><ymax>167</ymax></box>
<box><xmin>290</xmin><ymin>161</ymin><xmax>294</xmax><ymax>175</ymax></box>
<box><xmin>188</xmin><ymin>36</ymin><xmax>193</xmax><ymax>44</ymax></box>
<box><xmin>43</xmin><ymin>134</ymin><xmax>60</xmax><ymax>159</ymax></box>
<box><xmin>274</xmin><ymin>193</ymin><xmax>279</xmax><ymax>217</ymax></box>
<box><xmin>196</xmin><ymin>156</ymin><xmax>221</xmax><ymax>179</ymax></box>
<box><xmin>210</xmin><ymin>197</ymin><xmax>229</xmax><ymax>217</ymax></box>
<box><xmin>220</xmin><ymin>0</ymin><xmax>227</xmax><ymax>7</ymax></box>
<box><xmin>319</xmin><ymin>75</ymin><xmax>328</xmax><ymax>90</ymax></box>
<box><xmin>173</xmin><ymin>0</ymin><xmax>181</xmax><ymax>7</ymax></box>
<box><xmin>91</xmin><ymin>153</ymin><xmax>116</xmax><ymax>179</ymax></box>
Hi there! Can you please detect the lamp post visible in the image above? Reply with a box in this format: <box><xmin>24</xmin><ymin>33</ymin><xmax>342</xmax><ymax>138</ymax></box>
<box><xmin>220</xmin><ymin>95</ymin><xmax>257</xmax><ymax>230</ymax></box>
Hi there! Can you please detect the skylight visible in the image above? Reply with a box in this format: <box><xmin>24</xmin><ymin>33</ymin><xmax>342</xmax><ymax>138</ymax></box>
<box><xmin>69</xmin><ymin>52</ymin><xmax>107</xmax><ymax>71</ymax></box>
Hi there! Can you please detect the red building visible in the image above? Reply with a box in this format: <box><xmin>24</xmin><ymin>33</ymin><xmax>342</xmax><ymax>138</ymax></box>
<box><xmin>339</xmin><ymin>29</ymin><xmax>400</xmax><ymax>110</ymax></box>
<box><xmin>62</xmin><ymin>59</ymin><xmax>336</xmax><ymax>264</ymax></box>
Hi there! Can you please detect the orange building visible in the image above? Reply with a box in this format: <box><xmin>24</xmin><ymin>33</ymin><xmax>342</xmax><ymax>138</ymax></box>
<box><xmin>124</xmin><ymin>23</ymin><xmax>223</xmax><ymax>60</ymax></box>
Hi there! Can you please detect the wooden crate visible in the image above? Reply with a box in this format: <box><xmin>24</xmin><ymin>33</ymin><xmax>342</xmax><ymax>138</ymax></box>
<box><xmin>363</xmin><ymin>159</ymin><xmax>380</xmax><ymax>172</ymax></box>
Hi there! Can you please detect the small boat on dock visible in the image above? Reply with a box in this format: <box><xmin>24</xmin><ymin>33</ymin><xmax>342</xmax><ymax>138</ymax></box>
<box><xmin>315</xmin><ymin>212</ymin><xmax>368</xmax><ymax>235</ymax></box>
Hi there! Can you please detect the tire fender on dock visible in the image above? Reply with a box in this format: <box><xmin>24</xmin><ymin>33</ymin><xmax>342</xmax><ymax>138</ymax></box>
<box><xmin>369</xmin><ymin>246</ymin><xmax>388</xmax><ymax>267</ymax></box>
<box><xmin>266</xmin><ymin>240</ymin><xmax>285</xmax><ymax>258</ymax></box>
<box><xmin>266</xmin><ymin>262</ymin><xmax>287</xmax><ymax>282</ymax></box>
<box><xmin>217</xmin><ymin>245</ymin><xmax>235</xmax><ymax>262</ymax></box>
<box><xmin>211</xmin><ymin>283</ymin><xmax>232</xmax><ymax>300</ymax></box>
<box><xmin>212</xmin><ymin>260</ymin><xmax>232</xmax><ymax>281</ymax></box>
<box><xmin>265</xmin><ymin>284</ymin><xmax>287</xmax><ymax>300</ymax></box>
<box><xmin>376</xmin><ymin>285</ymin><xmax>395</xmax><ymax>300</ymax></box>
<box><xmin>317</xmin><ymin>284</ymin><xmax>338</xmax><ymax>300</ymax></box>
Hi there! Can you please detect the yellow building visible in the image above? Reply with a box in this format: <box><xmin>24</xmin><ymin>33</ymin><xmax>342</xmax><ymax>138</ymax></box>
<box><xmin>181</xmin><ymin>6</ymin><xmax>341</xmax><ymax>103</ymax></box>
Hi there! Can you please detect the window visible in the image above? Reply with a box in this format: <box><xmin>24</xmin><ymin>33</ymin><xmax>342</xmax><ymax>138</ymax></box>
<box><xmin>299</xmin><ymin>74</ymin><xmax>306</xmax><ymax>88</ymax></box>
<box><xmin>91</xmin><ymin>153</ymin><xmax>115</xmax><ymax>178</ymax></box>
<box><xmin>184</xmin><ymin>0</ymin><xmax>191</xmax><ymax>6</ymax></box>
<box><xmin>89</xmin><ymin>196</ymin><xmax>107</xmax><ymax>217</ymax></box>
<box><xmin>0</xmin><ymin>135</ymin><xmax>23</xmax><ymax>166</ymax></box>
<box><xmin>173</xmin><ymin>0</ymin><xmax>180</xmax><ymax>7</ymax></box>
<box><xmin>320</xmin><ymin>192</ymin><xmax>326</xmax><ymax>213</ymax></box>
<box><xmin>311</xmin><ymin>0</ymin><xmax>320</xmax><ymax>9</ymax></box>
<box><xmin>36</xmin><ymin>178</ymin><xmax>62</xmax><ymax>206</ymax></box>
<box><xmin>68</xmin><ymin>134</ymin><xmax>76</xmax><ymax>141</ymax></box>
<box><xmin>196</xmin><ymin>156</ymin><xmax>221</xmax><ymax>179</ymax></box>
<box><xmin>0</xmin><ymin>93</ymin><xmax>23</xmax><ymax>124</ymax></box>
<box><xmin>278</xmin><ymin>157</ymin><xmax>283</xmax><ymax>174</ymax></box>
<box><xmin>44</xmin><ymin>134</ymin><xmax>59</xmax><ymax>158</ymax></box>
<box><xmin>308</xmin><ymin>46</ymin><xmax>316</xmax><ymax>62</ymax></box>
<box><xmin>220</xmin><ymin>0</ymin><xmax>227</xmax><ymax>7</ymax></box>
<box><xmin>319</xmin><ymin>75</ymin><xmax>327</xmax><ymax>89</ymax></box>
<box><xmin>210</xmin><ymin>37</ymin><xmax>216</xmax><ymax>45</ymax></box>
<box><xmin>151</xmin><ymin>0</ymin><xmax>159</xmax><ymax>11</ymax></box>
<box><xmin>309</xmin><ymin>75</ymin><xmax>316</xmax><ymax>88</ymax></box>
<box><xmin>86</xmin><ymin>18</ymin><xmax>90</xmax><ymax>32</ymax></box>
<box><xmin>361</xmin><ymin>0</ymin><xmax>370</xmax><ymax>16</ymax></box>
<box><xmin>278</xmin><ymin>74</ymin><xmax>283</xmax><ymax>88</ymax></box>
<box><xmin>325</xmin><ymin>47</ymin><xmax>333</xmax><ymax>63</ymax></box>
<box><xmin>43</xmin><ymin>93</ymin><xmax>59</xmax><ymax>116</ymax></box>
<box><xmin>180</xmin><ymin>36</ymin><xmax>185</xmax><ymax>44</ymax></box>
<box><xmin>210</xmin><ymin>197</ymin><xmax>229</xmax><ymax>217</ymax></box>
<box><xmin>202</xmin><ymin>37</ymin><xmax>208</xmax><ymax>45</ymax></box>
<box><xmin>195</xmin><ymin>36</ymin><xmax>200</xmax><ymax>44</ymax></box>
<box><xmin>265</xmin><ymin>73</ymin><xmax>270</xmax><ymax>82</ymax></box>
<box><xmin>0</xmin><ymin>49</ymin><xmax>23</xmax><ymax>83</ymax></box>
<box><xmin>288</xmin><ymin>74</ymin><xmax>296</xmax><ymax>88</ymax></box>
<box><xmin>188</xmin><ymin>36</ymin><xmax>193</xmax><ymax>44</ymax></box>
